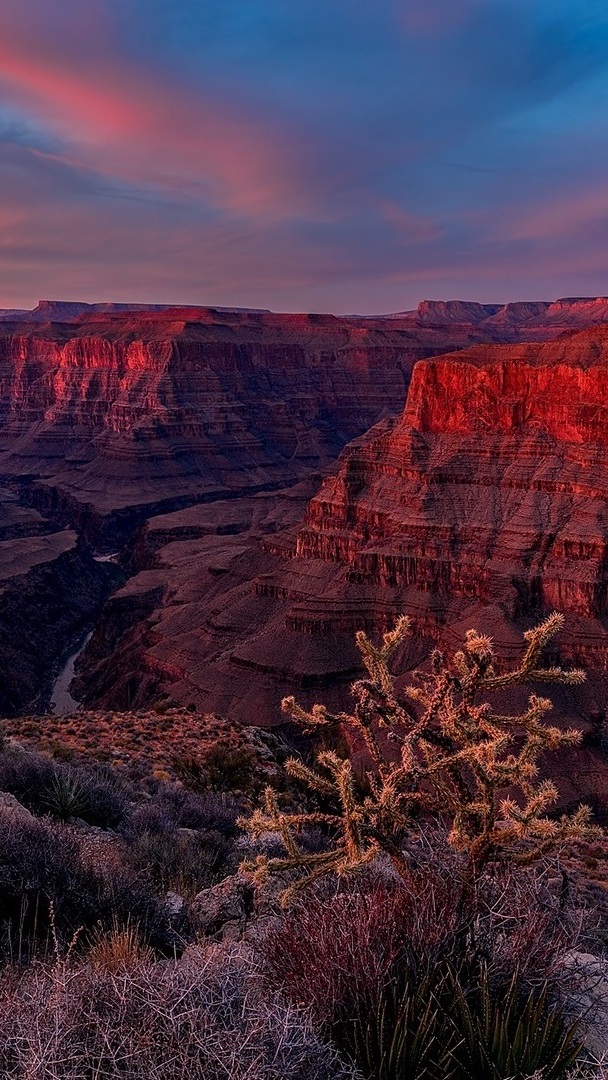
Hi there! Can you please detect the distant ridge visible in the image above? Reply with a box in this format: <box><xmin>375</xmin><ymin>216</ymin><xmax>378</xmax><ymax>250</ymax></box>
<box><xmin>356</xmin><ymin>296</ymin><xmax>608</xmax><ymax>340</ymax></box>
<box><xmin>6</xmin><ymin>296</ymin><xmax>608</xmax><ymax>341</ymax></box>
<box><xmin>0</xmin><ymin>300</ymin><xmax>273</xmax><ymax>322</ymax></box>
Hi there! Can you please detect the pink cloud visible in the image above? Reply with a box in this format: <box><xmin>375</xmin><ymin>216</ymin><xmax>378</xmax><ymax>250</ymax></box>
<box><xmin>376</xmin><ymin>198</ymin><xmax>443</xmax><ymax>243</ymax></box>
<box><xmin>0</xmin><ymin>14</ymin><xmax>311</xmax><ymax>219</ymax></box>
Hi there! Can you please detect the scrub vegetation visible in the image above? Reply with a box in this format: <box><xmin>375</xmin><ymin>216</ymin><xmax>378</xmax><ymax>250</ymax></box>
<box><xmin>0</xmin><ymin>616</ymin><xmax>604</xmax><ymax>1077</ymax></box>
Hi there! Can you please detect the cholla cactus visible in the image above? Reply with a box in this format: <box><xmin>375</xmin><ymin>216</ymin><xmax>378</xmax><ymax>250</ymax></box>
<box><xmin>243</xmin><ymin>613</ymin><xmax>596</xmax><ymax>901</ymax></box>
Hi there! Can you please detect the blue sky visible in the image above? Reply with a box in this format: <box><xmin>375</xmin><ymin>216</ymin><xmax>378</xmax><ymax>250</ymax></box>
<box><xmin>0</xmin><ymin>0</ymin><xmax>607</xmax><ymax>311</ymax></box>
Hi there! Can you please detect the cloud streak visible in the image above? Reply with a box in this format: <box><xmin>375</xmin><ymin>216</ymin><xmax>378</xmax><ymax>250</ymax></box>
<box><xmin>0</xmin><ymin>3</ymin><xmax>320</xmax><ymax>218</ymax></box>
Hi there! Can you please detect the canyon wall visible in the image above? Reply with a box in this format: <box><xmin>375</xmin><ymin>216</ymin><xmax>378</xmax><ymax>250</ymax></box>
<box><xmin>0</xmin><ymin>307</ymin><xmax>488</xmax><ymax>547</ymax></box>
<box><xmin>295</xmin><ymin>330</ymin><xmax>608</xmax><ymax>630</ymax></box>
<box><xmin>0</xmin><ymin>302</ymin><xmax>492</xmax><ymax>707</ymax></box>
<box><xmin>76</xmin><ymin>327</ymin><xmax>608</xmax><ymax>762</ymax></box>
<box><xmin>1</xmin><ymin>296</ymin><xmax>607</xmax><ymax>549</ymax></box>
<box><xmin>0</xmin><ymin>515</ymin><xmax>116</xmax><ymax>715</ymax></box>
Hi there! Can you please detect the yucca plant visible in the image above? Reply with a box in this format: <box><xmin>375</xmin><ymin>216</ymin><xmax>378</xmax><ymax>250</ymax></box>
<box><xmin>334</xmin><ymin>962</ymin><xmax>582</xmax><ymax>1080</ymax></box>
<box><xmin>446</xmin><ymin>964</ymin><xmax>582</xmax><ymax>1080</ymax></box>
<box><xmin>42</xmin><ymin>772</ymin><xmax>90</xmax><ymax>822</ymax></box>
<box><xmin>335</xmin><ymin>972</ymin><xmax>457</xmax><ymax>1080</ymax></box>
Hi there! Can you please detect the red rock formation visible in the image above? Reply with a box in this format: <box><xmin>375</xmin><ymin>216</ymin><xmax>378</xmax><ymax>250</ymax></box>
<box><xmin>77</xmin><ymin>327</ymin><xmax>608</xmax><ymax>758</ymax></box>
<box><xmin>0</xmin><ymin>306</ymin><xmax>492</xmax><ymax>546</ymax></box>
<box><xmin>402</xmin><ymin>296</ymin><xmax>608</xmax><ymax>340</ymax></box>
<box><xmin>8</xmin><ymin>300</ymin><xmax>608</xmax><ymax>743</ymax></box>
<box><xmin>1</xmin><ymin>297</ymin><xmax>566</xmax><ymax>715</ymax></box>
<box><xmin>295</xmin><ymin>329</ymin><xmax>608</xmax><ymax>633</ymax></box>
<box><xmin>3</xmin><ymin>297</ymin><xmax>608</xmax><ymax>549</ymax></box>
<box><xmin>408</xmin><ymin>299</ymin><xmax>503</xmax><ymax>324</ymax></box>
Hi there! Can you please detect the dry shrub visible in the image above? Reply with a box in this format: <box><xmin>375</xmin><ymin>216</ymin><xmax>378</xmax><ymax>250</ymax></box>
<box><xmin>87</xmin><ymin>920</ymin><xmax>154</xmax><ymax>972</ymax></box>
<box><xmin>473</xmin><ymin>864</ymin><xmax>581</xmax><ymax>991</ymax></box>
<box><xmin>125</xmin><ymin>788</ymin><xmax>241</xmax><ymax>836</ymax></box>
<box><xmin>261</xmin><ymin>873</ymin><xmax>459</xmax><ymax>1026</ymax></box>
<box><xmin>261</xmin><ymin>860</ymin><xmax>578</xmax><ymax>1029</ymax></box>
<box><xmin>0</xmin><ymin>943</ymin><xmax>360</xmax><ymax>1079</ymax></box>
<box><xmin>123</xmin><ymin>826</ymin><xmax>225</xmax><ymax>897</ymax></box>
<box><xmin>568</xmin><ymin>1064</ymin><xmax>608</xmax><ymax>1080</ymax></box>
<box><xmin>122</xmin><ymin>788</ymin><xmax>241</xmax><ymax>896</ymax></box>
<box><xmin>174</xmin><ymin>742</ymin><xmax>260</xmax><ymax>793</ymax></box>
<box><xmin>0</xmin><ymin>812</ymin><xmax>177</xmax><ymax>961</ymax></box>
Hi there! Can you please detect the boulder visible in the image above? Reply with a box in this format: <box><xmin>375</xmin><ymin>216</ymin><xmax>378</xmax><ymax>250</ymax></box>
<box><xmin>192</xmin><ymin>873</ymin><xmax>256</xmax><ymax>941</ymax></box>
<box><xmin>0</xmin><ymin>791</ymin><xmax>33</xmax><ymax>820</ymax></box>
<box><xmin>559</xmin><ymin>951</ymin><xmax>608</xmax><ymax>1060</ymax></box>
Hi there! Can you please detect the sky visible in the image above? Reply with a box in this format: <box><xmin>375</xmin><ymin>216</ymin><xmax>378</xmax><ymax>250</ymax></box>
<box><xmin>0</xmin><ymin>0</ymin><xmax>608</xmax><ymax>313</ymax></box>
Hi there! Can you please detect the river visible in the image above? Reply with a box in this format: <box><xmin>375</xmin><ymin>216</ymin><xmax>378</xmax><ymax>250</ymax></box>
<box><xmin>50</xmin><ymin>631</ymin><xmax>93</xmax><ymax>714</ymax></box>
<box><xmin>49</xmin><ymin>552</ymin><xmax>120</xmax><ymax>714</ymax></box>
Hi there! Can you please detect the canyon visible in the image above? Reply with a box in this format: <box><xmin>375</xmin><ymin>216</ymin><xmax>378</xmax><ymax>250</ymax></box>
<box><xmin>2</xmin><ymin>293</ymin><xmax>608</xmax><ymax>771</ymax></box>
<box><xmin>0</xmin><ymin>304</ymin><xmax>473</xmax><ymax>550</ymax></box>
<box><xmin>76</xmin><ymin>329</ymin><xmax>608</xmax><ymax>710</ymax></box>
<box><xmin>0</xmin><ymin>298</ymin><xmax>485</xmax><ymax>713</ymax></box>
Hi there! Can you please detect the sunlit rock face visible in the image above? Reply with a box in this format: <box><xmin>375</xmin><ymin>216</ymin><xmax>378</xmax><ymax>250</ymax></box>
<box><xmin>297</xmin><ymin>329</ymin><xmax>608</xmax><ymax>631</ymax></box>
<box><xmin>0</xmin><ymin>297</ymin><xmax>606</xmax><ymax>549</ymax></box>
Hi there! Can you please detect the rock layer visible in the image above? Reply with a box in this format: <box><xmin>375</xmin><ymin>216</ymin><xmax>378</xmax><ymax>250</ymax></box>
<box><xmin>2</xmin><ymin>298</ymin><xmax>607</xmax><ymax>548</ymax></box>
<box><xmin>0</xmin><ymin>300</ymin><xmax>527</xmax><ymax>713</ymax></box>
<box><xmin>295</xmin><ymin>330</ymin><xmax>608</xmax><ymax>639</ymax></box>
<box><xmin>402</xmin><ymin>295</ymin><xmax>608</xmax><ymax>339</ymax></box>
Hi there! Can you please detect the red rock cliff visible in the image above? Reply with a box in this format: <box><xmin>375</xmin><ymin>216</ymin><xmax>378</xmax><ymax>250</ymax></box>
<box><xmin>296</xmin><ymin>329</ymin><xmax>608</xmax><ymax>625</ymax></box>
